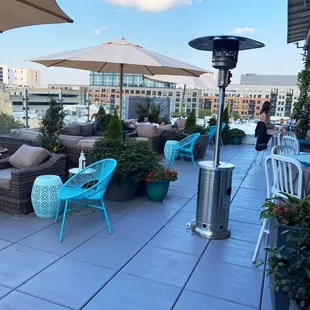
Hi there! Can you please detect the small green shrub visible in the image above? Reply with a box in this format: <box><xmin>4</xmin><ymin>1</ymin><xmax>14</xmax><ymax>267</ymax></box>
<box><xmin>0</xmin><ymin>112</ymin><xmax>23</xmax><ymax>134</ymax></box>
<box><xmin>208</xmin><ymin>117</ymin><xmax>217</xmax><ymax>126</ymax></box>
<box><xmin>229</xmin><ymin>128</ymin><xmax>246</xmax><ymax>137</ymax></box>
<box><xmin>184</xmin><ymin>110</ymin><xmax>196</xmax><ymax>134</ymax></box>
<box><xmin>164</xmin><ymin>130</ymin><xmax>186</xmax><ymax>141</ymax></box>
<box><xmin>37</xmin><ymin>98</ymin><xmax>64</xmax><ymax>152</ymax></box>
<box><xmin>94</xmin><ymin>106</ymin><xmax>111</xmax><ymax>132</ymax></box>
<box><xmin>194</xmin><ymin>125</ymin><xmax>208</xmax><ymax>135</ymax></box>
<box><xmin>91</xmin><ymin>138</ymin><xmax>159</xmax><ymax>184</ymax></box>
<box><xmin>105</xmin><ymin>114</ymin><xmax>123</xmax><ymax>140</ymax></box>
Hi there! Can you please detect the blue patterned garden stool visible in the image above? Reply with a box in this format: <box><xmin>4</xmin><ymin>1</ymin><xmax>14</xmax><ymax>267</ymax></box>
<box><xmin>31</xmin><ymin>175</ymin><xmax>63</xmax><ymax>219</ymax></box>
<box><xmin>164</xmin><ymin>140</ymin><xmax>179</xmax><ymax>160</ymax></box>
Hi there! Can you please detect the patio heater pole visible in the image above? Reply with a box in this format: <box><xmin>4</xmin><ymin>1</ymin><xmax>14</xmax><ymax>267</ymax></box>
<box><xmin>187</xmin><ymin>36</ymin><xmax>265</xmax><ymax>239</ymax></box>
<box><xmin>86</xmin><ymin>92</ymin><xmax>90</xmax><ymax>123</ymax></box>
<box><xmin>119</xmin><ymin>63</ymin><xmax>124</xmax><ymax>119</ymax></box>
<box><xmin>23</xmin><ymin>88</ymin><xmax>29</xmax><ymax>129</ymax></box>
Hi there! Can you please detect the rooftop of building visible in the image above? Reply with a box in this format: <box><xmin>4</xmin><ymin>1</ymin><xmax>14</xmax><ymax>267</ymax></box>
<box><xmin>240</xmin><ymin>73</ymin><xmax>298</xmax><ymax>86</ymax></box>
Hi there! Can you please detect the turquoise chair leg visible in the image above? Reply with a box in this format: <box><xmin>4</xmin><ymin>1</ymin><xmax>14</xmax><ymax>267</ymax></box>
<box><xmin>191</xmin><ymin>152</ymin><xmax>196</xmax><ymax>169</ymax></box>
<box><xmin>101</xmin><ymin>198</ymin><xmax>112</xmax><ymax>234</ymax></box>
<box><xmin>170</xmin><ymin>150</ymin><xmax>176</xmax><ymax>168</ymax></box>
<box><xmin>59</xmin><ymin>200</ymin><xmax>69</xmax><ymax>242</ymax></box>
<box><xmin>55</xmin><ymin>199</ymin><xmax>62</xmax><ymax>223</ymax></box>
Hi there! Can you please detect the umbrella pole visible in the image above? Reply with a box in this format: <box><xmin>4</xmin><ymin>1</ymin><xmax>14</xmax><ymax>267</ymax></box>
<box><xmin>180</xmin><ymin>84</ymin><xmax>187</xmax><ymax>116</ymax></box>
<box><xmin>119</xmin><ymin>64</ymin><xmax>124</xmax><ymax>119</ymax></box>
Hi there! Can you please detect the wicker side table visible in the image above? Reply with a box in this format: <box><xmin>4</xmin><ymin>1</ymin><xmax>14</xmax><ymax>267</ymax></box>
<box><xmin>31</xmin><ymin>175</ymin><xmax>63</xmax><ymax>218</ymax></box>
<box><xmin>0</xmin><ymin>147</ymin><xmax>8</xmax><ymax>159</ymax></box>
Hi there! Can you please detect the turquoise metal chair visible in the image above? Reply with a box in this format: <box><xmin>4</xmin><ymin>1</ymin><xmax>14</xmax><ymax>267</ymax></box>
<box><xmin>170</xmin><ymin>133</ymin><xmax>200</xmax><ymax>169</ymax></box>
<box><xmin>208</xmin><ymin>123</ymin><xmax>226</xmax><ymax>146</ymax></box>
<box><xmin>55</xmin><ymin>159</ymin><xmax>117</xmax><ymax>242</ymax></box>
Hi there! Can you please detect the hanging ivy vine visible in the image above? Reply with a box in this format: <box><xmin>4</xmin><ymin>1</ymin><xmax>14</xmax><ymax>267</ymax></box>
<box><xmin>293</xmin><ymin>58</ymin><xmax>310</xmax><ymax>139</ymax></box>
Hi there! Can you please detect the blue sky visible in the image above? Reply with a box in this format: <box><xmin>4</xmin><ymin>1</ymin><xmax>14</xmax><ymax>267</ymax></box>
<box><xmin>0</xmin><ymin>0</ymin><xmax>304</xmax><ymax>85</ymax></box>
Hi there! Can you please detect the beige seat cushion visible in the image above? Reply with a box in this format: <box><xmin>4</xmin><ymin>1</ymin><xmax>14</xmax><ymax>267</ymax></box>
<box><xmin>80</xmin><ymin>123</ymin><xmax>93</xmax><ymax>136</ymax></box>
<box><xmin>19</xmin><ymin>129</ymin><xmax>40</xmax><ymax>142</ymax></box>
<box><xmin>136</xmin><ymin>124</ymin><xmax>157</xmax><ymax>138</ymax></box>
<box><xmin>59</xmin><ymin>135</ymin><xmax>84</xmax><ymax>148</ymax></box>
<box><xmin>62</xmin><ymin>124</ymin><xmax>81</xmax><ymax>136</ymax></box>
<box><xmin>77</xmin><ymin>136</ymin><xmax>102</xmax><ymax>149</ymax></box>
<box><xmin>158</xmin><ymin>124</ymin><xmax>172</xmax><ymax>132</ymax></box>
<box><xmin>9</xmin><ymin>144</ymin><xmax>50</xmax><ymax>169</ymax></box>
<box><xmin>0</xmin><ymin>168</ymin><xmax>18</xmax><ymax>190</ymax></box>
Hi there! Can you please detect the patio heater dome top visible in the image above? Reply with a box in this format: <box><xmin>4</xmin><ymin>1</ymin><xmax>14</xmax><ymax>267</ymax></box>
<box><xmin>188</xmin><ymin>35</ymin><xmax>265</xmax><ymax>51</ymax></box>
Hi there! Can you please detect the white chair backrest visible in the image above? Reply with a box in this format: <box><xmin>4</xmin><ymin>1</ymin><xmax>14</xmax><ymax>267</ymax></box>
<box><xmin>265</xmin><ymin>154</ymin><xmax>304</xmax><ymax>199</ymax></box>
<box><xmin>271</xmin><ymin>145</ymin><xmax>297</xmax><ymax>155</ymax></box>
<box><xmin>281</xmin><ymin>135</ymin><xmax>300</xmax><ymax>154</ymax></box>
<box><xmin>277</xmin><ymin>131</ymin><xmax>296</xmax><ymax>146</ymax></box>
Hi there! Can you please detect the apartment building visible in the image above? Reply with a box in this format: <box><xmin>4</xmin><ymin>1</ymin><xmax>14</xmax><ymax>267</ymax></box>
<box><xmin>89</xmin><ymin>72</ymin><xmax>202</xmax><ymax>114</ymax></box>
<box><xmin>0</xmin><ymin>64</ymin><xmax>41</xmax><ymax>87</ymax></box>
<box><xmin>202</xmin><ymin>74</ymin><xmax>299</xmax><ymax>118</ymax></box>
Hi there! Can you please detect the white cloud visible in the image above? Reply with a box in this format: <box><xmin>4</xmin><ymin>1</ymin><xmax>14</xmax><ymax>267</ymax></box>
<box><xmin>234</xmin><ymin>27</ymin><xmax>255</xmax><ymax>34</ymax></box>
<box><xmin>102</xmin><ymin>0</ymin><xmax>191</xmax><ymax>12</ymax></box>
<box><xmin>93</xmin><ymin>26</ymin><xmax>108</xmax><ymax>35</ymax></box>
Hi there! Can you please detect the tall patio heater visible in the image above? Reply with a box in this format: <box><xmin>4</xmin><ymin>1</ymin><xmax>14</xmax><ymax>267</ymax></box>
<box><xmin>188</xmin><ymin>36</ymin><xmax>264</xmax><ymax>239</ymax></box>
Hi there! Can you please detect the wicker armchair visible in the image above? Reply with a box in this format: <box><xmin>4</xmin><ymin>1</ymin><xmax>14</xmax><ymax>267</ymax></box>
<box><xmin>0</xmin><ymin>153</ymin><xmax>66</xmax><ymax>216</ymax></box>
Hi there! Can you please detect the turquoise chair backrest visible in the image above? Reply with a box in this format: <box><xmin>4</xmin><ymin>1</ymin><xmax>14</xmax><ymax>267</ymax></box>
<box><xmin>173</xmin><ymin>133</ymin><xmax>200</xmax><ymax>151</ymax></box>
<box><xmin>61</xmin><ymin>159</ymin><xmax>117</xmax><ymax>200</ymax></box>
<box><xmin>208</xmin><ymin>123</ymin><xmax>227</xmax><ymax>138</ymax></box>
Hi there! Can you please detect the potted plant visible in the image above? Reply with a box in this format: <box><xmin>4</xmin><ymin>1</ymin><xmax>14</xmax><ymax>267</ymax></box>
<box><xmin>93</xmin><ymin>105</ymin><xmax>111</xmax><ymax>136</ymax></box>
<box><xmin>262</xmin><ymin>230</ymin><xmax>310</xmax><ymax>310</ymax></box>
<box><xmin>229</xmin><ymin>128</ymin><xmax>245</xmax><ymax>145</ymax></box>
<box><xmin>91</xmin><ymin>138</ymin><xmax>159</xmax><ymax>201</ymax></box>
<box><xmin>37</xmin><ymin>98</ymin><xmax>65</xmax><ymax>152</ymax></box>
<box><xmin>0</xmin><ymin>111</ymin><xmax>23</xmax><ymax>134</ymax></box>
<box><xmin>259</xmin><ymin>194</ymin><xmax>310</xmax><ymax>310</ymax></box>
<box><xmin>145</xmin><ymin>165</ymin><xmax>178</xmax><ymax>202</ymax></box>
<box><xmin>104</xmin><ymin>114</ymin><xmax>123</xmax><ymax>141</ymax></box>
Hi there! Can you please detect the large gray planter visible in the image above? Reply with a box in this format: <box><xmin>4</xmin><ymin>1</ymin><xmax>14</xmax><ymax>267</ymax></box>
<box><xmin>289</xmin><ymin>300</ymin><xmax>301</xmax><ymax>310</ymax></box>
<box><xmin>105</xmin><ymin>180</ymin><xmax>137</xmax><ymax>201</ymax></box>
<box><xmin>268</xmin><ymin>218</ymin><xmax>310</xmax><ymax>310</ymax></box>
<box><xmin>196</xmin><ymin>135</ymin><xmax>209</xmax><ymax>159</ymax></box>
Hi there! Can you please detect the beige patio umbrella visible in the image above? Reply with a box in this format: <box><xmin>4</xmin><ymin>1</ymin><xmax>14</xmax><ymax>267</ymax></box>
<box><xmin>0</xmin><ymin>0</ymin><xmax>73</xmax><ymax>33</ymax></box>
<box><xmin>144</xmin><ymin>73</ymin><xmax>217</xmax><ymax>113</ymax></box>
<box><xmin>29</xmin><ymin>37</ymin><xmax>208</xmax><ymax>118</ymax></box>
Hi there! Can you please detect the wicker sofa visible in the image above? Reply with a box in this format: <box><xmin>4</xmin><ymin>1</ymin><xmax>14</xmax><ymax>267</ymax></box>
<box><xmin>126</xmin><ymin>123</ymin><xmax>172</xmax><ymax>154</ymax></box>
<box><xmin>0</xmin><ymin>149</ymin><xmax>66</xmax><ymax>216</ymax></box>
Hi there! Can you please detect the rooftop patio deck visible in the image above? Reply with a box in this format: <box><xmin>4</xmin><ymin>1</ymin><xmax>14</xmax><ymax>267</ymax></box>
<box><xmin>0</xmin><ymin>145</ymin><xmax>272</xmax><ymax>310</ymax></box>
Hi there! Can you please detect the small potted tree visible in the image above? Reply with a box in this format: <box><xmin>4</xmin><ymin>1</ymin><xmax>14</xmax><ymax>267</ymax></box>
<box><xmin>37</xmin><ymin>98</ymin><xmax>65</xmax><ymax>152</ymax></box>
<box><xmin>229</xmin><ymin>128</ymin><xmax>245</xmax><ymax>145</ymax></box>
<box><xmin>145</xmin><ymin>165</ymin><xmax>178</xmax><ymax>202</ymax></box>
<box><xmin>259</xmin><ymin>194</ymin><xmax>310</xmax><ymax>310</ymax></box>
<box><xmin>93</xmin><ymin>105</ymin><xmax>111</xmax><ymax>136</ymax></box>
<box><xmin>262</xmin><ymin>230</ymin><xmax>310</xmax><ymax>310</ymax></box>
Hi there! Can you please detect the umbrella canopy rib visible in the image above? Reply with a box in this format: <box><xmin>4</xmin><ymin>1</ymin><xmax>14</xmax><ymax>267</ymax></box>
<box><xmin>16</xmin><ymin>0</ymin><xmax>73</xmax><ymax>23</ymax></box>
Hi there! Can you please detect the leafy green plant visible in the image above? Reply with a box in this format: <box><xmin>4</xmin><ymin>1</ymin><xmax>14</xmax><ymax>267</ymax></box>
<box><xmin>105</xmin><ymin>114</ymin><xmax>123</xmax><ymax>140</ymax></box>
<box><xmin>0</xmin><ymin>112</ymin><xmax>23</xmax><ymax>134</ymax></box>
<box><xmin>198</xmin><ymin>109</ymin><xmax>212</xmax><ymax>118</ymax></box>
<box><xmin>221</xmin><ymin>106</ymin><xmax>231</xmax><ymax>145</ymax></box>
<box><xmin>262</xmin><ymin>231</ymin><xmax>310</xmax><ymax>309</ymax></box>
<box><xmin>91</xmin><ymin>138</ymin><xmax>159</xmax><ymax>184</ymax></box>
<box><xmin>94</xmin><ymin>106</ymin><xmax>111</xmax><ymax>132</ymax></box>
<box><xmin>144</xmin><ymin>165</ymin><xmax>178</xmax><ymax>183</ymax></box>
<box><xmin>194</xmin><ymin>125</ymin><xmax>208</xmax><ymax>135</ymax></box>
<box><xmin>37</xmin><ymin>98</ymin><xmax>64</xmax><ymax>152</ymax></box>
<box><xmin>229</xmin><ymin>128</ymin><xmax>246</xmax><ymax>138</ymax></box>
<box><xmin>294</xmin><ymin>59</ymin><xmax>310</xmax><ymax>139</ymax></box>
<box><xmin>184</xmin><ymin>110</ymin><xmax>196</xmax><ymax>134</ymax></box>
<box><xmin>260</xmin><ymin>194</ymin><xmax>310</xmax><ymax>228</ymax></box>
<box><xmin>208</xmin><ymin>117</ymin><xmax>217</xmax><ymax>126</ymax></box>
<box><xmin>164</xmin><ymin>130</ymin><xmax>186</xmax><ymax>141</ymax></box>
<box><xmin>232</xmin><ymin>111</ymin><xmax>240</xmax><ymax>120</ymax></box>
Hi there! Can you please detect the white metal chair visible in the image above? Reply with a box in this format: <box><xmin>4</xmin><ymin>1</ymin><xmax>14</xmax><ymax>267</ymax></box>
<box><xmin>270</xmin><ymin>145</ymin><xmax>297</xmax><ymax>155</ymax></box>
<box><xmin>281</xmin><ymin>135</ymin><xmax>300</xmax><ymax>154</ymax></box>
<box><xmin>277</xmin><ymin>131</ymin><xmax>296</xmax><ymax>146</ymax></box>
<box><xmin>252</xmin><ymin>154</ymin><xmax>304</xmax><ymax>263</ymax></box>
